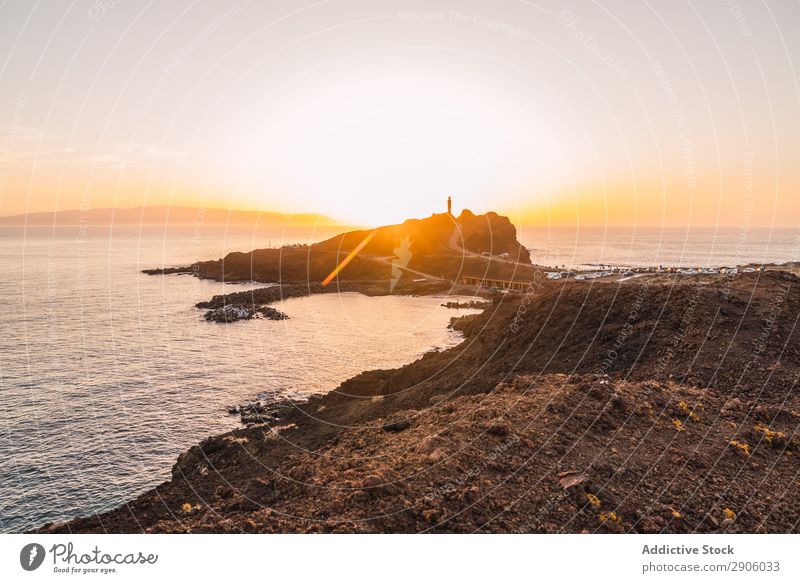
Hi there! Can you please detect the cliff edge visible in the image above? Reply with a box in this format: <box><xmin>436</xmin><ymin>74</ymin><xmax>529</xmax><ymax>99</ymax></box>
<box><xmin>191</xmin><ymin>210</ymin><xmax>534</xmax><ymax>284</ymax></box>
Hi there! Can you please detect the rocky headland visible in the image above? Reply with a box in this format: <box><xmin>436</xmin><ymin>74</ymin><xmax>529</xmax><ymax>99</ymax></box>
<box><xmin>145</xmin><ymin>209</ymin><xmax>535</xmax><ymax>323</ymax></box>
<box><xmin>187</xmin><ymin>209</ymin><xmax>534</xmax><ymax>284</ymax></box>
<box><xmin>46</xmin><ymin>261</ymin><xmax>800</xmax><ymax>533</ymax></box>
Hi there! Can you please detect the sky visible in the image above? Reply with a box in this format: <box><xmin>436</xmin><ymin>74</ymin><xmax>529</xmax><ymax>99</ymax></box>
<box><xmin>0</xmin><ymin>0</ymin><xmax>798</xmax><ymax>227</ymax></box>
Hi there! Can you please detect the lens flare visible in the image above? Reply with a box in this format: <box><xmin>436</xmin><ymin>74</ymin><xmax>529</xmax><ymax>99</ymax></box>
<box><xmin>321</xmin><ymin>230</ymin><xmax>377</xmax><ymax>286</ymax></box>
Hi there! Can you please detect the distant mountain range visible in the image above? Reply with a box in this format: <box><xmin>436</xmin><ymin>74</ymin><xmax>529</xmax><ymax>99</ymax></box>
<box><xmin>0</xmin><ymin>205</ymin><xmax>343</xmax><ymax>227</ymax></box>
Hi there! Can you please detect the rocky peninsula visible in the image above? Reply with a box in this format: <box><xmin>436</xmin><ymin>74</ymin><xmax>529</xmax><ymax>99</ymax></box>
<box><xmin>147</xmin><ymin>209</ymin><xmax>535</xmax><ymax>322</ymax></box>
<box><xmin>46</xmin><ymin>213</ymin><xmax>800</xmax><ymax>534</ymax></box>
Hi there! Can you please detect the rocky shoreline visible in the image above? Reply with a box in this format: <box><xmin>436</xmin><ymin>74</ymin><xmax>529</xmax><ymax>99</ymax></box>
<box><xmin>227</xmin><ymin>397</ymin><xmax>304</xmax><ymax>427</ymax></box>
<box><xmin>441</xmin><ymin>300</ymin><xmax>492</xmax><ymax>310</ymax></box>
<box><xmin>142</xmin><ymin>209</ymin><xmax>535</xmax><ymax>325</ymax></box>
<box><xmin>42</xmin><ymin>270</ymin><xmax>800</xmax><ymax>533</ymax></box>
<box><xmin>112</xmin><ymin>212</ymin><xmax>800</xmax><ymax>533</ymax></box>
<box><xmin>141</xmin><ymin>266</ymin><xmax>195</xmax><ymax>275</ymax></box>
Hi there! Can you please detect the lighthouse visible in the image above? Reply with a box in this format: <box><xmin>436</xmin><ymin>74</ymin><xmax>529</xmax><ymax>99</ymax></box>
<box><xmin>447</xmin><ymin>196</ymin><xmax>452</xmax><ymax>216</ymax></box>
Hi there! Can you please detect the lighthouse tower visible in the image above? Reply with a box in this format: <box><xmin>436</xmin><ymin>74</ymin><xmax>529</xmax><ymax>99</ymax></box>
<box><xmin>447</xmin><ymin>196</ymin><xmax>452</xmax><ymax>216</ymax></box>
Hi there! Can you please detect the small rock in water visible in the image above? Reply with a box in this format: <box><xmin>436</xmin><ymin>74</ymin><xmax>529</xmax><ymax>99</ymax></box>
<box><xmin>257</xmin><ymin>306</ymin><xmax>290</xmax><ymax>320</ymax></box>
<box><xmin>230</xmin><ymin>397</ymin><xmax>295</xmax><ymax>426</ymax></box>
<box><xmin>204</xmin><ymin>304</ymin><xmax>253</xmax><ymax>323</ymax></box>
<box><xmin>441</xmin><ymin>300</ymin><xmax>492</xmax><ymax>310</ymax></box>
<box><xmin>203</xmin><ymin>304</ymin><xmax>289</xmax><ymax>323</ymax></box>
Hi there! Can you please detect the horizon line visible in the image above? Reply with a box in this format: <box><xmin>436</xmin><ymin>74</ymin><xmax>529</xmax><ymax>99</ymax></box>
<box><xmin>0</xmin><ymin>204</ymin><xmax>797</xmax><ymax>231</ymax></box>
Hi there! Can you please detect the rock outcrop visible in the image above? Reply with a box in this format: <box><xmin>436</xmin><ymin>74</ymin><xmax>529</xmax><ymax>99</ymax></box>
<box><xmin>46</xmin><ymin>270</ymin><xmax>800</xmax><ymax>534</ymax></box>
<box><xmin>188</xmin><ymin>210</ymin><xmax>535</xmax><ymax>285</ymax></box>
<box><xmin>203</xmin><ymin>304</ymin><xmax>289</xmax><ymax>323</ymax></box>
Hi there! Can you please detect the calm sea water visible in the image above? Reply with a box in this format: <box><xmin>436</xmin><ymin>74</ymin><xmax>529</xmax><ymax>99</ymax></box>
<box><xmin>519</xmin><ymin>227</ymin><xmax>800</xmax><ymax>269</ymax></box>
<box><xmin>0</xmin><ymin>226</ymin><xmax>478</xmax><ymax>533</ymax></box>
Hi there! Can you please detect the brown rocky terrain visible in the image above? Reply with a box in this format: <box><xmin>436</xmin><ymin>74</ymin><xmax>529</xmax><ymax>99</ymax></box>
<box><xmin>185</xmin><ymin>210</ymin><xmax>536</xmax><ymax>284</ymax></box>
<box><xmin>46</xmin><ymin>270</ymin><xmax>800</xmax><ymax>533</ymax></box>
<box><xmin>172</xmin><ymin>209</ymin><xmax>537</xmax><ymax>324</ymax></box>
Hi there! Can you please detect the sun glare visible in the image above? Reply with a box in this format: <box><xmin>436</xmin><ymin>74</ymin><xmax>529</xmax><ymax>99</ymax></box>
<box><xmin>228</xmin><ymin>75</ymin><xmax>562</xmax><ymax>225</ymax></box>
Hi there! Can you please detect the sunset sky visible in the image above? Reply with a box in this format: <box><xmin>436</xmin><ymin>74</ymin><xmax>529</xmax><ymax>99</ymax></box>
<box><xmin>1</xmin><ymin>0</ymin><xmax>798</xmax><ymax>227</ymax></box>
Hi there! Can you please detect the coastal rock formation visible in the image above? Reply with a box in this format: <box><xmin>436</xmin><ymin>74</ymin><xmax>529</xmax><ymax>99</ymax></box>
<box><xmin>142</xmin><ymin>210</ymin><xmax>537</xmax><ymax>321</ymax></box>
<box><xmin>457</xmin><ymin>209</ymin><xmax>531</xmax><ymax>261</ymax></box>
<box><xmin>196</xmin><ymin>284</ymin><xmax>321</xmax><ymax>310</ymax></box>
<box><xmin>46</xmin><ymin>270</ymin><xmax>800</xmax><ymax>534</ymax></box>
<box><xmin>141</xmin><ymin>266</ymin><xmax>194</xmax><ymax>275</ymax></box>
<box><xmin>257</xmin><ymin>307</ymin><xmax>290</xmax><ymax>321</ymax></box>
<box><xmin>155</xmin><ymin>374</ymin><xmax>798</xmax><ymax>534</ymax></box>
<box><xmin>204</xmin><ymin>305</ymin><xmax>252</xmax><ymax>323</ymax></box>
<box><xmin>227</xmin><ymin>398</ymin><xmax>298</xmax><ymax>426</ymax></box>
<box><xmin>194</xmin><ymin>281</ymin><xmax>456</xmax><ymax>324</ymax></box>
<box><xmin>187</xmin><ymin>210</ymin><xmax>535</xmax><ymax>285</ymax></box>
<box><xmin>203</xmin><ymin>304</ymin><xmax>289</xmax><ymax>323</ymax></box>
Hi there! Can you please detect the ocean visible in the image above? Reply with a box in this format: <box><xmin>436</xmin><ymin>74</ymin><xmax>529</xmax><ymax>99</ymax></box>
<box><xmin>0</xmin><ymin>226</ymin><xmax>478</xmax><ymax>533</ymax></box>
<box><xmin>519</xmin><ymin>226</ymin><xmax>799</xmax><ymax>269</ymax></box>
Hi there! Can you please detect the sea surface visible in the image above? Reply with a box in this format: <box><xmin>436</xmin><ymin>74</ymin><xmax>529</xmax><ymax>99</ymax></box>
<box><xmin>0</xmin><ymin>226</ymin><xmax>479</xmax><ymax>533</ymax></box>
<box><xmin>519</xmin><ymin>226</ymin><xmax>799</xmax><ymax>269</ymax></box>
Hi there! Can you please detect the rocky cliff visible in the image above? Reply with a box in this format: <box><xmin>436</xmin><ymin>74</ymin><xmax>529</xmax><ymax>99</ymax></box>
<box><xmin>191</xmin><ymin>210</ymin><xmax>533</xmax><ymax>284</ymax></box>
